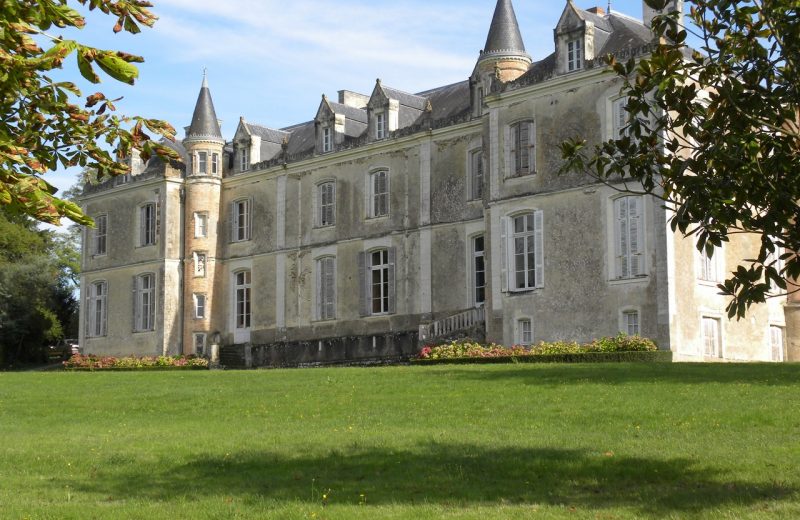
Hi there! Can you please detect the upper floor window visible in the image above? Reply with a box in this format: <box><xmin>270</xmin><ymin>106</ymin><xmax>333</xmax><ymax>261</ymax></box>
<box><xmin>197</xmin><ymin>151</ymin><xmax>207</xmax><ymax>174</ymax></box>
<box><xmin>614</xmin><ymin>196</ymin><xmax>644</xmax><ymax>279</ymax></box>
<box><xmin>322</xmin><ymin>127</ymin><xmax>332</xmax><ymax>153</ymax></box>
<box><xmin>376</xmin><ymin>112</ymin><xmax>387</xmax><ymax>140</ymax></box>
<box><xmin>139</xmin><ymin>202</ymin><xmax>157</xmax><ymax>247</ymax></box>
<box><xmin>369</xmin><ymin>169</ymin><xmax>389</xmax><ymax>218</ymax></box>
<box><xmin>698</xmin><ymin>246</ymin><xmax>722</xmax><ymax>282</ymax></box>
<box><xmin>622</xmin><ymin>310</ymin><xmax>640</xmax><ymax>336</ymax></box>
<box><xmin>516</xmin><ymin>318</ymin><xmax>533</xmax><ymax>346</ymax></box>
<box><xmin>567</xmin><ymin>38</ymin><xmax>583</xmax><ymax>72</ymax></box>
<box><xmin>473</xmin><ymin>235</ymin><xmax>486</xmax><ymax>306</ymax></box>
<box><xmin>194</xmin><ymin>212</ymin><xmax>208</xmax><ymax>238</ymax></box>
<box><xmin>193</xmin><ymin>251</ymin><xmax>207</xmax><ymax>277</ymax></box>
<box><xmin>504</xmin><ymin>211</ymin><xmax>544</xmax><ymax>291</ymax></box>
<box><xmin>93</xmin><ymin>214</ymin><xmax>107</xmax><ymax>256</ymax></box>
<box><xmin>211</xmin><ymin>153</ymin><xmax>219</xmax><ymax>175</ymax></box>
<box><xmin>509</xmin><ymin>121</ymin><xmax>535</xmax><ymax>177</ymax></box>
<box><xmin>134</xmin><ymin>273</ymin><xmax>156</xmax><ymax>332</ymax></box>
<box><xmin>316</xmin><ymin>256</ymin><xmax>336</xmax><ymax>321</ymax></box>
<box><xmin>239</xmin><ymin>146</ymin><xmax>250</xmax><ymax>172</ymax></box>
<box><xmin>358</xmin><ymin>248</ymin><xmax>396</xmax><ymax>316</ymax></box>
<box><xmin>87</xmin><ymin>281</ymin><xmax>107</xmax><ymax>337</ymax></box>
<box><xmin>234</xmin><ymin>270</ymin><xmax>251</xmax><ymax>329</ymax></box>
<box><xmin>231</xmin><ymin>199</ymin><xmax>251</xmax><ymax>242</ymax></box>
<box><xmin>469</xmin><ymin>149</ymin><xmax>484</xmax><ymax>200</ymax></box>
<box><xmin>613</xmin><ymin>97</ymin><xmax>630</xmax><ymax>138</ymax></box>
<box><xmin>317</xmin><ymin>182</ymin><xmax>336</xmax><ymax>227</ymax></box>
<box><xmin>194</xmin><ymin>293</ymin><xmax>206</xmax><ymax>319</ymax></box>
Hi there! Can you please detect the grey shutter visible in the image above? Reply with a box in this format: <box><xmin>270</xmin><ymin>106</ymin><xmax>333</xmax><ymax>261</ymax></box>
<box><xmin>629</xmin><ymin>197</ymin><xmax>642</xmax><ymax>276</ymax></box>
<box><xmin>528</xmin><ymin>121</ymin><xmax>536</xmax><ymax>173</ymax></box>
<box><xmin>155</xmin><ymin>201</ymin><xmax>161</xmax><ymax>245</ymax></box>
<box><xmin>230</xmin><ymin>202</ymin><xmax>237</xmax><ymax>241</ymax></box>
<box><xmin>387</xmin><ymin>247</ymin><xmax>396</xmax><ymax>314</ymax></box>
<box><xmin>534</xmin><ymin>210</ymin><xmax>544</xmax><ymax>288</ymax></box>
<box><xmin>132</xmin><ymin>275</ymin><xmax>139</xmax><ymax>332</ymax></box>
<box><xmin>314</xmin><ymin>260</ymin><xmax>322</xmax><ymax>321</ymax></box>
<box><xmin>358</xmin><ymin>252</ymin><xmax>369</xmax><ymax>317</ymax></box>
<box><xmin>324</xmin><ymin>257</ymin><xmax>336</xmax><ymax>319</ymax></box>
<box><xmin>616</xmin><ymin>198</ymin><xmax>628</xmax><ymax>278</ymax></box>
<box><xmin>500</xmin><ymin>216</ymin><xmax>509</xmax><ymax>292</ymax></box>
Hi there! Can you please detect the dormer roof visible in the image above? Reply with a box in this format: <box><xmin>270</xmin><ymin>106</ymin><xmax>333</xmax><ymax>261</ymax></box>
<box><xmin>186</xmin><ymin>74</ymin><xmax>224</xmax><ymax>143</ymax></box>
<box><xmin>480</xmin><ymin>0</ymin><xmax>530</xmax><ymax>62</ymax></box>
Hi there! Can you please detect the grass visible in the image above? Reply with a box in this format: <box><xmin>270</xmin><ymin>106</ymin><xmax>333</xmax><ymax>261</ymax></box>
<box><xmin>1</xmin><ymin>363</ymin><xmax>799</xmax><ymax>519</ymax></box>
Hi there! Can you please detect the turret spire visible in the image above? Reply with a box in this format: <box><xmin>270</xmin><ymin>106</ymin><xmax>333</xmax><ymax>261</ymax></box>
<box><xmin>481</xmin><ymin>0</ymin><xmax>529</xmax><ymax>63</ymax></box>
<box><xmin>186</xmin><ymin>73</ymin><xmax>223</xmax><ymax>143</ymax></box>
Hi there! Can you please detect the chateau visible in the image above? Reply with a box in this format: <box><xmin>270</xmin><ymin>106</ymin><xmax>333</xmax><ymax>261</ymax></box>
<box><xmin>79</xmin><ymin>0</ymin><xmax>799</xmax><ymax>365</ymax></box>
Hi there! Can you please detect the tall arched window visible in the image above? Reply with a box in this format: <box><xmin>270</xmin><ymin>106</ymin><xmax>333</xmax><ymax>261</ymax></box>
<box><xmin>234</xmin><ymin>270</ymin><xmax>251</xmax><ymax>329</ymax></box>
<box><xmin>88</xmin><ymin>281</ymin><xmax>107</xmax><ymax>337</ymax></box>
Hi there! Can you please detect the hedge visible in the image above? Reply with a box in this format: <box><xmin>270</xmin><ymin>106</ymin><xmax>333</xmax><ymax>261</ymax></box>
<box><xmin>411</xmin><ymin>350</ymin><xmax>673</xmax><ymax>365</ymax></box>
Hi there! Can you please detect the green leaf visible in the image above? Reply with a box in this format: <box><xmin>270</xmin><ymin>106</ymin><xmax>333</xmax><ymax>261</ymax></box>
<box><xmin>95</xmin><ymin>53</ymin><xmax>139</xmax><ymax>85</ymax></box>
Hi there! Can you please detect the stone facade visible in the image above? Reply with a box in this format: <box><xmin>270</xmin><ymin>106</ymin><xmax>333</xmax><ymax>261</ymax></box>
<box><xmin>78</xmin><ymin>0</ymin><xmax>797</xmax><ymax>364</ymax></box>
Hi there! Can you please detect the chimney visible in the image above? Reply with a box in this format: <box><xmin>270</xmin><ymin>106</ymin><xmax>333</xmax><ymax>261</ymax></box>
<box><xmin>587</xmin><ymin>6</ymin><xmax>605</xmax><ymax>15</ymax></box>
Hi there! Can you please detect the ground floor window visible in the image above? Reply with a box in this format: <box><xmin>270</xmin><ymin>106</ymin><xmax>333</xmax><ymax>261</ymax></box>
<box><xmin>234</xmin><ymin>270</ymin><xmax>251</xmax><ymax>329</ymax></box>
<box><xmin>516</xmin><ymin>318</ymin><xmax>532</xmax><ymax>346</ymax></box>
<box><xmin>622</xmin><ymin>310</ymin><xmax>639</xmax><ymax>336</ymax></box>
<box><xmin>702</xmin><ymin>317</ymin><xmax>721</xmax><ymax>357</ymax></box>
<box><xmin>770</xmin><ymin>325</ymin><xmax>785</xmax><ymax>362</ymax></box>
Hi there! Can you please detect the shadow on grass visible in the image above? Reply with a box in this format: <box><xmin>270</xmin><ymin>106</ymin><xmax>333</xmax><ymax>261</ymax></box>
<box><xmin>417</xmin><ymin>362</ymin><xmax>800</xmax><ymax>387</ymax></box>
<box><xmin>66</xmin><ymin>444</ymin><xmax>794</xmax><ymax>514</ymax></box>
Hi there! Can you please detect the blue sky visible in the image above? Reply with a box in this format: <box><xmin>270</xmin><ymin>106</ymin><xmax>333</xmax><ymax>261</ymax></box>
<box><xmin>47</xmin><ymin>0</ymin><xmax>648</xmax><ymax>201</ymax></box>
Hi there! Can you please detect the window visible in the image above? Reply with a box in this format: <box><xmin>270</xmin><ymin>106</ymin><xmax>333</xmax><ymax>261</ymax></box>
<box><xmin>194</xmin><ymin>252</ymin><xmax>207</xmax><ymax>277</ymax></box>
<box><xmin>139</xmin><ymin>202</ymin><xmax>157</xmax><ymax>246</ymax></box>
<box><xmin>93</xmin><ymin>214</ymin><xmax>107</xmax><ymax>256</ymax></box>
<box><xmin>231</xmin><ymin>199</ymin><xmax>251</xmax><ymax>242</ymax></box>
<box><xmin>239</xmin><ymin>146</ymin><xmax>249</xmax><ymax>172</ymax></box>
<box><xmin>194</xmin><ymin>212</ymin><xmax>208</xmax><ymax>238</ymax></box>
<box><xmin>614</xmin><ymin>196</ymin><xmax>644</xmax><ymax>279</ymax></box>
<box><xmin>322</xmin><ymin>127</ymin><xmax>332</xmax><ymax>153</ymax></box>
<box><xmin>702</xmin><ymin>317</ymin><xmax>721</xmax><ymax>358</ymax></box>
<box><xmin>517</xmin><ymin>318</ymin><xmax>532</xmax><ymax>346</ymax></box>
<box><xmin>318</xmin><ymin>182</ymin><xmax>336</xmax><ymax>227</ymax></box>
<box><xmin>316</xmin><ymin>256</ymin><xmax>336</xmax><ymax>320</ymax></box>
<box><xmin>698</xmin><ymin>247</ymin><xmax>721</xmax><ymax>282</ymax></box>
<box><xmin>770</xmin><ymin>326</ymin><xmax>785</xmax><ymax>362</ymax></box>
<box><xmin>567</xmin><ymin>38</ymin><xmax>583</xmax><ymax>71</ymax></box>
<box><xmin>134</xmin><ymin>273</ymin><xmax>155</xmax><ymax>332</ymax></box>
<box><xmin>505</xmin><ymin>211</ymin><xmax>544</xmax><ymax>291</ymax></box>
<box><xmin>622</xmin><ymin>310</ymin><xmax>640</xmax><ymax>336</ymax></box>
<box><xmin>369</xmin><ymin>169</ymin><xmax>389</xmax><ymax>218</ymax></box>
<box><xmin>613</xmin><ymin>97</ymin><xmax>629</xmax><ymax>138</ymax></box>
<box><xmin>376</xmin><ymin>112</ymin><xmax>386</xmax><ymax>139</ymax></box>
<box><xmin>212</xmin><ymin>153</ymin><xmax>219</xmax><ymax>175</ymax></box>
<box><xmin>194</xmin><ymin>333</ymin><xmax>206</xmax><ymax>356</ymax></box>
<box><xmin>470</xmin><ymin>149</ymin><xmax>484</xmax><ymax>200</ymax></box>
<box><xmin>197</xmin><ymin>151</ymin><xmax>207</xmax><ymax>174</ymax></box>
<box><xmin>194</xmin><ymin>293</ymin><xmax>206</xmax><ymax>319</ymax></box>
<box><xmin>234</xmin><ymin>270</ymin><xmax>251</xmax><ymax>329</ymax></box>
<box><xmin>87</xmin><ymin>281</ymin><xmax>107</xmax><ymax>337</ymax></box>
<box><xmin>358</xmin><ymin>248</ymin><xmax>396</xmax><ymax>316</ymax></box>
<box><xmin>509</xmin><ymin>121</ymin><xmax>535</xmax><ymax>176</ymax></box>
<box><xmin>473</xmin><ymin>235</ymin><xmax>486</xmax><ymax>305</ymax></box>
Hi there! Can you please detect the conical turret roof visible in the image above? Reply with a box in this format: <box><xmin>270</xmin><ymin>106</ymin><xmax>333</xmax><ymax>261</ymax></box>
<box><xmin>480</xmin><ymin>0</ymin><xmax>530</xmax><ymax>61</ymax></box>
<box><xmin>186</xmin><ymin>74</ymin><xmax>224</xmax><ymax>142</ymax></box>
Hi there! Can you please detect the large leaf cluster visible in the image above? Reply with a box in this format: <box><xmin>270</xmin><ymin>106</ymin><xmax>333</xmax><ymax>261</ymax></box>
<box><xmin>0</xmin><ymin>0</ymin><xmax>177</xmax><ymax>226</ymax></box>
<box><xmin>560</xmin><ymin>0</ymin><xmax>800</xmax><ymax>318</ymax></box>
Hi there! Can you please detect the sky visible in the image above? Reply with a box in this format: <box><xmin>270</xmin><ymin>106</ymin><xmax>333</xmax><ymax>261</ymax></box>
<box><xmin>45</xmin><ymin>0</ymin><xmax>649</xmax><ymax>203</ymax></box>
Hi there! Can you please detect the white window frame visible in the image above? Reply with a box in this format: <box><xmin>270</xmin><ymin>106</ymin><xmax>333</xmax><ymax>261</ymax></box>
<box><xmin>612</xmin><ymin>196</ymin><xmax>645</xmax><ymax>280</ymax></box>
<box><xmin>322</xmin><ymin>126</ymin><xmax>332</xmax><ymax>153</ymax></box>
<box><xmin>368</xmin><ymin>169</ymin><xmax>389</xmax><ymax>219</ymax></box>
<box><xmin>503</xmin><ymin>211</ymin><xmax>544</xmax><ymax>292</ymax></box>
<box><xmin>508</xmin><ymin>120</ymin><xmax>535</xmax><ymax>177</ymax></box>
<box><xmin>370</xmin><ymin>249</ymin><xmax>390</xmax><ymax>315</ymax></box>
<box><xmin>93</xmin><ymin>214</ymin><xmax>107</xmax><ymax>256</ymax></box>
<box><xmin>233</xmin><ymin>270</ymin><xmax>251</xmax><ymax>330</ymax></box>
<box><xmin>472</xmin><ymin>235</ymin><xmax>486</xmax><ymax>306</ymax></box>
<box><xmin>701</xmin><ymin>316</ymin><xmax>722</xmax><ymax>358</ymax></box>
<box><xmin>211</xmin><ymin>153</ymin><xmax>219</xmax><ymax>175</ymax></box>
<box><xmin>516</xmin><ymin>318</ymin><xmax>533</xmax><ymax>346</ymax></box>
<box><xmin>612</xmin><ymin>96</ymin><xmax>629</xmax><ymax>138</ymax></box>
<box><xmin>315</xmin><ymin>256</ymin><xmax>337</xmax><ymax>321</ymax></box>
<box><xmin>239</xmin><ymin>145</ymin><xmax>250</xmax><ymax>172</ymax></box>
<box><xmin>567</xmin><ymin>37</ymin><xmax>583</xmax><ymax>72</ymax></box>
<box><xmin>317</xmin><ymin>181</ymin><xmax>336</xmax><ymax>227</ymax></box>
<box><xmin>231</xmin><ymin>199</ymin><xmax>251</xmax><ymax>242</ymax></box>
<box><xmin>621</xmin><ymin>309</ymin><xmax>640</xmax><ymax>336</ymax></box>
<box><xmin>375</xmin><ymin>111</ymin><xmax>386</xmax><ymax>140</ymax></box>
<box><xmin>194</xmin><ymin>212</ymin><xmax>208</xmax><ymax>238</ymax></box>
<box><xmin>469</xmin><ymin>148</ymin><xmax>484</xmax><ymax>200</ymax></box>
<box><xmin>139</xmin><ymin>202</ymin><xmax>157</xmax><ymax>247</ymax></box>
<box><xmin>87</xmin><ymin>280</ymin><xmax>107</xmax><ymax>337</ymax></box>
<box><xmin>698</xmin><ymin>245</ymin><xmax>723</xmax><ymax>283</ymax></box>
<box><xmin>197</xmin><ymin>151</ymin><xmax>207</xmax><ymax>174</ymax></box>
<box><xmin>194</xmin><ymin>293</ymin><xmax>206</xmax><ymax>319</ymax></box>
<box><xmin>134</xmin><ymin>273</ymin><xmax>156</xmax><ymax>332</ymax></box>
<box><xmin>769</xmin><ymin>325</ymin><xmax>785</xmax><ymax>362</ymax></box>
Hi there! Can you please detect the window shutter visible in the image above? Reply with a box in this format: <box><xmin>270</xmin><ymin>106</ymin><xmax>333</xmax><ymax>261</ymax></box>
<box><xmin>314</xmin><ymin>261</ymin><xmax>322</xmax><ymax>321</ymax></box>
<box><xmin>358</xmin><ymin>252</ymin><xmax>369</xmax><ymax>317</ymax></box>
<box><xmin>327</xmin><ymin>258</ymin><xmax>336</xmax><ymax>319</ymax></box>
<box><xmin>615</xmin><ymin>97</ymin><xmax>628</xmax><ymax>137</ymax></box>
<box><xmin>528</xmin><ymin>121</ymin><xmax>536</xmax><ymax>173</ymax></box>
<box><xmin>132</xmin><ymin>276</ymin><xmax>139</xmax><ymax>332</ymax></box>
<box><xmin>534</xmin><ymin>210</ymin><xmax>544</xmax><ymax>288</ymax></box>
<box><xmin>387</xmin><ymin>247</ymin><xmax>397</xmax><ymax>314</ymax></box>
<box><xmin>245</xmin><ymin>200</ymin><xmax>251</xmax><ymax>240</ymax></box>
<box><xmin>629</xmin><ymin>197</ymin><xmax>642</xmax><ymax>276</ymax></box>
<box><xmin>504</xmin><ymin>125</ymin><xmax>512</xmax><ymax>178</ymax></box>
<box><xmin>329</xmin><ymin>183</ymin><xmax>336</xmax><ymax>225</ymax></box>
<box><xmin>615</xmin><ymin>198</ymin><xmax>627</xmax><ymax>278</ymax></box>
<box><xmin>139</xmin><ymin>207</ymin><xmax>146</xmax><ymax>246</ymax></box>
<box><xmin>518</xmin><ymin>123</ymin><xmax>529</xmax><ymax>174</ymax></box>
<box><xmin>155</xmin><ymin>201</ymin><xmax>161</xmax><ymax>245</ymax></box>
<box><xmin>230</xmin><ymin>202</ymin><xmax>237</xmax><ymax>241</ymax></box>
<box><xmin>500</xmin><ymin>216</ymin><xmax>509</xmax><ymax>292</ymax></box>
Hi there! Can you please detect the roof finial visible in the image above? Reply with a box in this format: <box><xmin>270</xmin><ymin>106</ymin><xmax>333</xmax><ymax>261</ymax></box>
<box><xmin>202</xmin><ymin>67</ymin><xmax>208</xmax><ymax>88</ymax></box>
<box><xmin>607</xmin><ymin>0</ymin><xmax>612</xmax><ymax>13</ymax></box>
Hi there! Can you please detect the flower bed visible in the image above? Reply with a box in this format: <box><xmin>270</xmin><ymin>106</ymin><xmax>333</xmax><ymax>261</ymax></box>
<box><xmin>414</xmin><ymin>334</ymin><xmax>667</xmax><ymax>364</ymax></box>
<box><xmin>64</xmin><ymin>354</ymin><xmax>209</xmax><ymax>370</ymax></box>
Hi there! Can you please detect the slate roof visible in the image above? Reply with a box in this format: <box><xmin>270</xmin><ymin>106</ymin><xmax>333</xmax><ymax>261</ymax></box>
<box><xmin>481</xmin><ymin>0</ymin><xmax>529</xmax><ymax>60</ymax></box>
<box><xmin>327</xmin><ymin>100</ymin><xmax>368</xmax><ymax>123</ymax></box>
<box><xmin>380</xmin><ymin>85</ymin><xmax>429</xmax><ymax>111</ymax></box>
<box><xmin>186</xmin><ymin>76</ymin><xmax>224</xmax><ymax>142</ymax></box>
<box><xmin>244</xmin><ymin>121</ymin><xmax>290</xmax><ymax>144</ymax></box>
<box><xmin>417</xmin><ymin>80</ymin><xmax>471</xmax><ymax>121</ymax></box>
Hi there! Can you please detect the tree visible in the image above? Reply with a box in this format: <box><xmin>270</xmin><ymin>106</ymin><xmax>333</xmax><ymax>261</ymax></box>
<box><xmin>1</xmin><ymin>0</ymin><xmax>176</xmax><ymax>226</ymax></box>
<box><xmin>560</xmin><ymin>0</ymin><xmax>799</xmax><ymax>318</ymax></box>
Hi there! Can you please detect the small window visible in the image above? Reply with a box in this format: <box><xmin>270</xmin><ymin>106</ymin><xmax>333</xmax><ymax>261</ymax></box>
<box><xmin>369</xmin><ymin>170</ymin><xmax>389</xmax><ymax>218</ymax></box>
<box><xmin>134</xmin><ymin>273</ymin><xmax>156</xmax><ymax>332</ymax></box>
<box><xmin>509</xmin><ymin>121</ymin><xmax>535</xmax><ymax>177</ymax></box>
<box><xmin>376</xmin><ymin>112</ymin><xmax>386</xmax><ymax>140</ymax></box>
<box><xmin>318</xmin><ymin>182</ymin><xmax>336</xmax><ymax>227</ymax></box>
<box><xmin>702</xmin><ymin>317</ymin><xmax>722</xmax><ymax>358</ymax></box>
<box><xmin>622</xmin><ymin>310</ymin><xmax>640</xmax><ymax>336</ymax></box>
<box><xmin>88</xmin><ymin>281</ymin><xmax>107</xmax><ymax>337</ymax></box>
<box><xmin>614</xmin><ymin>196</ymin><xmax>644</xmax><ymax>279</ymax></box>
<box><xmin>194</xmin><ymin>212</ymin><xmax>208</xmax><ymax>238</ymax></box>
<box><xmin>194</xmin><ymin>252</ymin><xmax>207</xmax><ymax>277</ymax></box>
<box><xmin>322</xmin><ymin>127</ymin><xmax>332</xmax><ymax>153</ymax></box>
<box><xmin>197</xmin><ymin>151</ymin><xmax>207</xmax><ymax>174</ymax></box>
<box><xmin>567</xmin><ymin>38</ymin><xmax>583</xmax><ymax>72</ymax></box>
<box><xmin>239</xmin><ymin>146</ymin><xmax>250</xmax><ymax>172</ymax></box>
<box><xmin>194</xmin><ymin>333</ymin><xmax>206</xmax><ymax>356</ymax></box>
<box><xmin>234</xmin><ymin>270</ymin><xmax>251</xmax><ymax>329</ymax></box>
<box><xmin>698</xmin><ymin>247</ymin><xmax>721</xmax><ymax>282</ymax></box>
<box><xmin>470</xmin><ymin>149</ymin><xmax>484</xmax><ymax>200</ymax></box>
<box><xmin>139</xmin><ymin>203</ymin><xmax>157</xmax><ymax>246</ymax></box>
<box><xmin>770</xmin><ymin>326</ymin><xmax>784</xmax><ymax>362</ymax></box>
<box><xmin>517</xmin><ymin>318</ymin><xmax>532</xmax><ymax>346</ymax></box>
<box><xmin>211</xmin><ymin>153</ymin><xmax>219</xmax><ymax>175</ymax></box>
<box><xmin>505</xmin><ymin>212</ymin><xmax>543</xmax><ymax>291</ymax></box>
<box><xmin>194</xmin><ymin>293</ymin><xmax>206</xmax><ymax>319</ymax></box>
<box><xmin>232</xmin><ymin>199</ymin><xmax>251</xmax><ymax>242</ymax></box>
<box><xmin>93</xmin><ymin>214</ymin><xmax>107</xmax><ymax>256</ymax></box>
<box><xmin>473</xmin><ymin>235</ymin><xmax>486</xmax><ymax>305</ymax></box>
<box><xmin>316</xmin><ymin>256</ymin><xmax>336</xmax><ymax>320</ymax></box>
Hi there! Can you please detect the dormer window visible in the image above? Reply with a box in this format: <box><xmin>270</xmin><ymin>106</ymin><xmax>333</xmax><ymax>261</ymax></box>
<box><xmin>239</xmin><ymin>146</ymin><xmax>249</xmax><ymax>172</ymax></box>
<box><xmin>567</xmin><ymin>38</ymin><xmax>583</xmax><ymax>72</ymax></box>
<box><xmin>376</xmin><ymin>112</ymin><xmax>387</xmax><ymax>140</ymax></box>
<box><xmin>322</xmin><ymin>127</ymin><xmax>332</xmax><ymax>153</ymax></box>
<box><xmin>211</xmin><ymin>153</ymin><xmax>219</xmax><ymax>174</ymax></box>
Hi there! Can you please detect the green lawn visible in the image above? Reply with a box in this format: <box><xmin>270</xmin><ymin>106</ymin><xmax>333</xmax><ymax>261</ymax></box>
<box><xmin>1</xmin><ymin>363</ymin><xmax>799</xmax><ymax>519</ymax></box>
